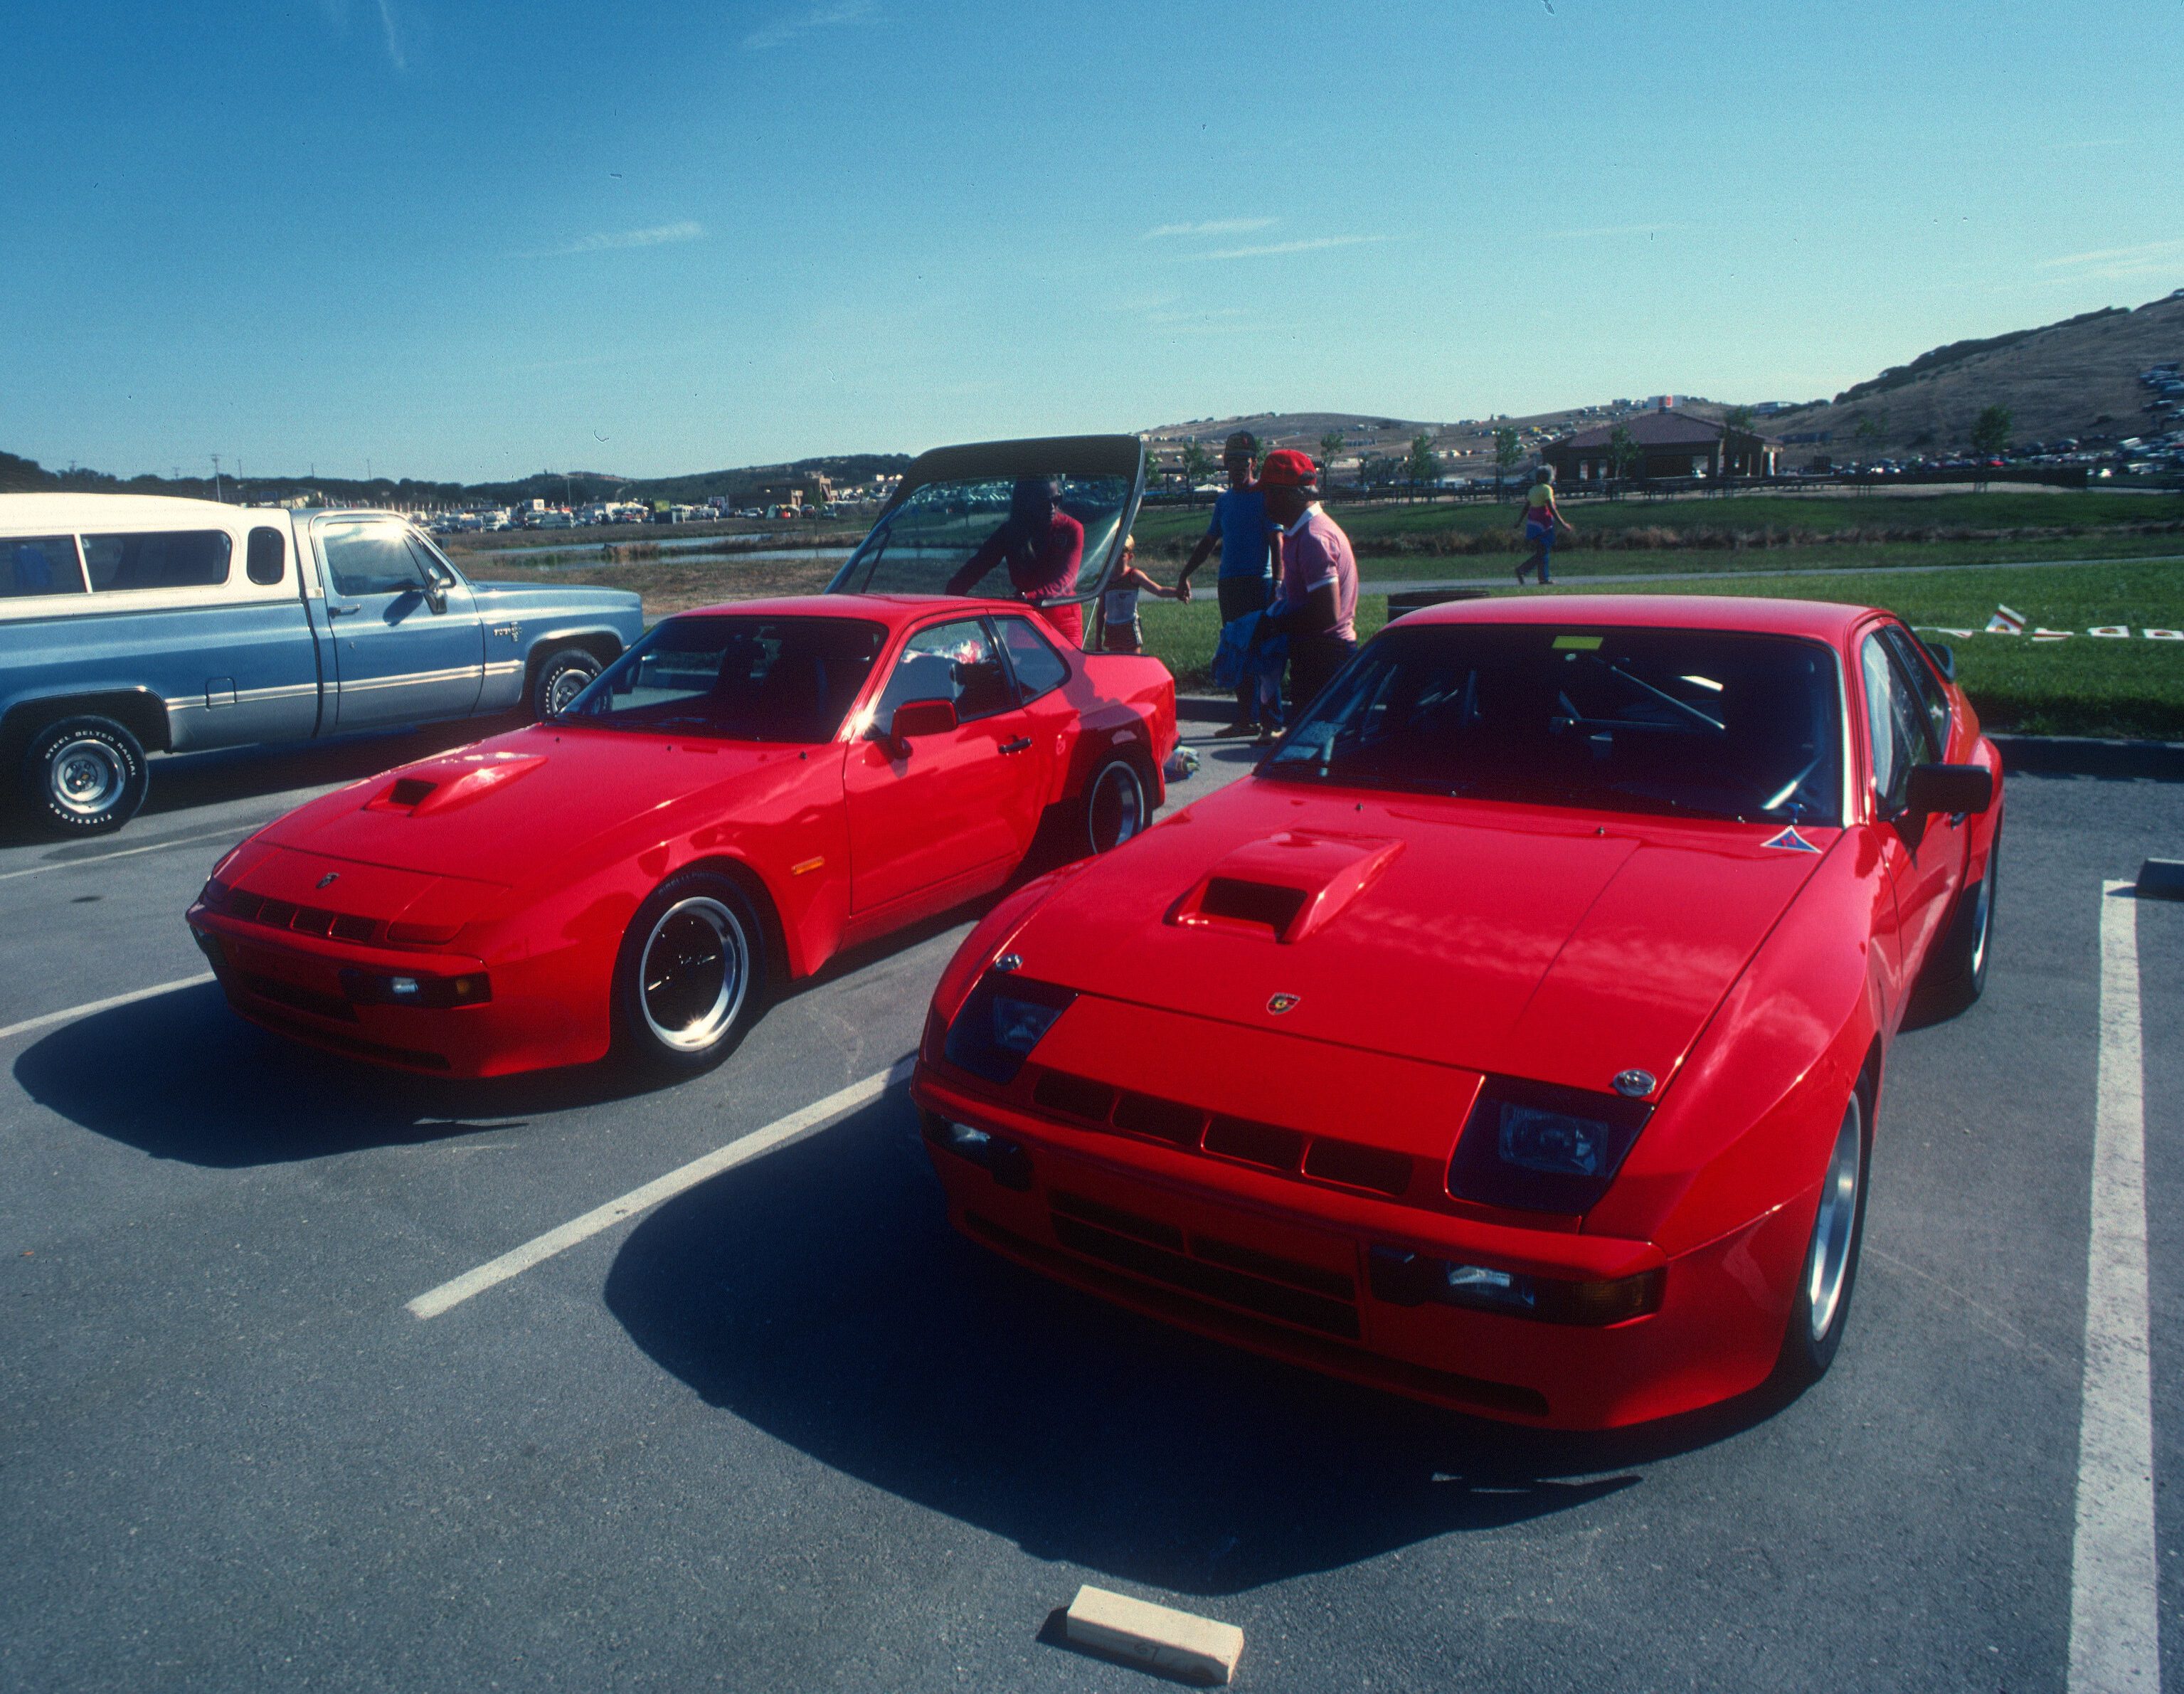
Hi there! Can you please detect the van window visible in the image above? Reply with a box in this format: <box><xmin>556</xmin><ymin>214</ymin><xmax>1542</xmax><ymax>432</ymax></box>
<box><xmin>82</xmin><ymin>531</ymin><xmax>233</xmax><ymax>592</ymax></box>
<box><xmin>4</xmin><ymin>536</ymin><xmax>86</xmax><ymax>598</ymax></box>
<box><xmin>247</xmin><ymin>526</ymin><xmax>287</xmax><ymax>587</ymax></box>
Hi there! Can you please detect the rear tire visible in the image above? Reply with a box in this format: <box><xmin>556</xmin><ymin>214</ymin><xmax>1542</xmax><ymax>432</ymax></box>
<box><xmin>1773</xmin><ymin>1089</ymin><xmax>1869</xmax><ymax>1395</ymax></box>
<box><xmin>611</xmin><ymin>872</ymin><xmax>769</xmax><ymax>1074</ymax></box>
<box><xmin>21</xmin><ymin>716</ymin><xmax>148</xmax><ymax>837</ymax></box>
<box><xmin>1912</xmin><ymin>830</ymin><xmax>1999</xmax><ymax>1020</ymax></box>
<box><xmin>1079</xmin><ymin>753</ymin><xmax>1150</xmax><ymax>858</ymax></box>
<box><xmin>531</xmin><ymin>647</ymin><xmax>603</xmax><ymax>720</ymax></box>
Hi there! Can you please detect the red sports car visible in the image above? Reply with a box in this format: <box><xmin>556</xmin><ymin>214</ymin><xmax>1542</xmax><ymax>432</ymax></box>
<box><xmin>913</xmin><ymin>595</ymin><xmax>2001</xmax><ymax>1429</ymax></box>
<box><xmin>187</xmin><ymin>592</ymin><xmax>1177</xmax><ymax>1076</ymax></box>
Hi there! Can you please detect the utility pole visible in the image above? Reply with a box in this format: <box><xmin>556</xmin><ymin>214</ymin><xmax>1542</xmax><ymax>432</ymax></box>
<box><xmin>211</xmin><ymin>453</ymin><xmax>223</xmax><ymax>502</ymax></box>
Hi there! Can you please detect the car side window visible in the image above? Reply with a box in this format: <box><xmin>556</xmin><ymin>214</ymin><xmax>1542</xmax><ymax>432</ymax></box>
<box><xmin>1860</xmin><ymin>632</ymin><xmax>1926</xmax><ymax>813</ymax></box>
<box><xmin>321</xmin><ymin>520</ymin><xmax>429</xmax><ymax>598</ymax></box>
<box><xmin>874</xmin><ymin>618</ymin><xmax>1016</xmax><ymax>725</ymax></box>
<box><xmin>997</xmin><ymin>614</ymin><xmax>1071</xmax><ymax>700</ymax></box>
<box><xmin>4</xmin><ymin>535</ymin><xmax>86</xmax><ymax>598</ymax></box>
<box><xmin>81</xmin><ymin>530</ymin><xmax>232</xmax><ymax>592</ymax></box>
<box><xmin>247</xmin><ymin>526</ymin><xmax>287</xmax><ymax>587</ymax></box>
<box><xmin>1878</xmin><ymin>624</ymin><xmax>1950</xmax><ymax>753</ymax></box>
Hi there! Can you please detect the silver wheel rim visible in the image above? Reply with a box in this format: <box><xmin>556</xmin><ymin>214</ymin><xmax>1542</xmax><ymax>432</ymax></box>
<box><xmin>1087</xmin><ymin>763</ymin><xmax>1145</xmax><ymax>854</ymax></box>
<box><xmin>638</xmin><ymin>897</ymin><xmax>749</xmax><ymax>1053</ymax></box>
<box><xmin>1805</xmin><ymin>1096</ymin><xmax>1863</xmax><ymax>1342</ymax></box>
<box><xmin>48</xmin><ymin>738</ymin><xmax>124</xmax><ymax>817</ymax></box>
<box><xmin>546</xmin><ymin>664</ymin><xmax>594</xmax><ymax>714</ymax></box>
<box><xmin>1968</xmin><ymin>854</ymin><xmax>1996</xmax><ymax>980</ymax></box>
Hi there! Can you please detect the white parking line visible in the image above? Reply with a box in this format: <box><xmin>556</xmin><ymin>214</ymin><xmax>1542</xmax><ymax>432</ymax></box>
<box><xmin>0</xmin><ymin>824</ymin><xmax>245</xmax><ymax>884</ymax></box>
<box><xmin>2067</xmin><ymin>883</ymin><xmax>2159</xmax><ymax>1694</ymax></box>
<box><xmin>407</xmin><ymin>1054</ymin><xmax>916</xmax><ymax>1320</ymax></box>
<box><xmin>0</xmin><ymin>972</ymin><xmax>216</xmax><ymax>1044</ymax></box>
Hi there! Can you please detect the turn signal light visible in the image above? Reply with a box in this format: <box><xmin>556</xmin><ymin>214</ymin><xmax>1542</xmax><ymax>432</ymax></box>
<box><xmin>920</xmin><ymin>1108</ymin><xmax>1033</xmax><ymax>1191</ymax></box>
<box><xmin>338</xmin><ymin>968</ymin><xmax>492</xmax><ymax>1009</ymax></box>
<box><xmin>1367</xmin><ymin>1245</ymin><xmax>1663</xmax><ymax>1326</ymax></box>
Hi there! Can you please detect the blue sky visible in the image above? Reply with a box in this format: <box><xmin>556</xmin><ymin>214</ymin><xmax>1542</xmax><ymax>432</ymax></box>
<box><xmin>4</xmin><ymin>1</ymin><xmax>2180</xmax><ymax>482</ymax></box>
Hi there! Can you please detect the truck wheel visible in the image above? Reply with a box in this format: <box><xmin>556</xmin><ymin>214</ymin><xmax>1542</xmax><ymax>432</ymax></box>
<box><xmin>611</xmin><ymin>872</ymin><xmax>770</xmax><ymax>1074</ymax></box>
<box><xmin>22</xmin><ymin>717</ymin><xmax>148</xmax><ymax>837</ymax></box>
<box><xmin>532</xmin><ymin>649</ymin><xmax>603</xmax><ymax>719</ymax></box>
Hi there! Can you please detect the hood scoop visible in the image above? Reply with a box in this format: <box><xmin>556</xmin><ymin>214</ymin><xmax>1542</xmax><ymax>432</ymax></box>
<box><xmin>367</xmin><ymin>753</ymin><xmax>547</xmax><ymax>817</ymax></box>
<box><xmin>1167</xmin><ymin>831</ymin><xmax>1403</xmax><ymax>943</ymax></box>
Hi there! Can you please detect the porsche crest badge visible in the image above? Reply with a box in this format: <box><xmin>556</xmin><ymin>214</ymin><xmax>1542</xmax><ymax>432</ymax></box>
<box><xmin>316</xmin><ymin>872</ymin><xmax>339</xmax><ymax>889</ymax></box>
<box><xmin>1266</xmin><ymin>993</ymin><xmax>1300</xmax><ymax>1015</ymax></box>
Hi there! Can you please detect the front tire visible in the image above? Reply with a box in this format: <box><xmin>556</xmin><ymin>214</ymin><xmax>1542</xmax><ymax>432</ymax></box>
<box><xmin>531</xmin><ymin>647</ymin><xmax>603</xmax><ymax>720</ymax></box>
<box><xmin>21</xmin><ymin>716</ymin><xmax>148</xmax><ymax>837</ymax></box>
<box><xmin>1774</xmin><ymin>1089</ymin><xmax>1870</xmax><ymax>1394</ymax></box>
<box><xmin>611</xmin><ymin>873</ymin><xmax>768</xmax><ymax>1074</ymax></box>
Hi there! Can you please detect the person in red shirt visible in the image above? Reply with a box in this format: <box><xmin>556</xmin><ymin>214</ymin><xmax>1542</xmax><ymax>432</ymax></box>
<box><xmin>945</xmin><ymin>477</ymin><xmax>1086</xmax><ymax>647</ymax></box>
<box><xmin>1257</xmin><ymin>449</ymin><xmax>1359</xmax><ymax>726</ymax></box>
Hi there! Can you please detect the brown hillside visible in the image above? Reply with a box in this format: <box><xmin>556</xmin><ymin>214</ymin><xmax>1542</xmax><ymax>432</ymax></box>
<box><xmin>1764</xmin><ymin>292</ymin><xmax>2184</xmax><ymax>452</ymax></box>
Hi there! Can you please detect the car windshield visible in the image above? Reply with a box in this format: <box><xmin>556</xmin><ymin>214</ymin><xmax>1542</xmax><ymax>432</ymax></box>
<box><xmin>564</xmin><ymin>615</ymin><xmax>885</xmax><ymax>743</ymax></box>
<box><xmin>831</xmin><ymin>473</ymin><xmax>1130</xmax><ymax>601</ymax></box>
<box><xmin>1261</xmin><ymin>622</ymin><xmax>1845</xmax><ymax>825</ymax></box>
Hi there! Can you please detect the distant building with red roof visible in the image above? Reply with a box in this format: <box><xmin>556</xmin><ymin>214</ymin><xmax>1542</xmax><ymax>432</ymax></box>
<box><xmin>1542</xmin><ymin>401</ymin><xmax>1781</xmax><ymax>483</ymax></box>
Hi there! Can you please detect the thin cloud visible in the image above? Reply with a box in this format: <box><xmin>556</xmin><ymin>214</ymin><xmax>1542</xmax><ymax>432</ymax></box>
<box><xmin>1143</xmin><ymin>218</ymin><xmax>1278</xmax><ymax>240</ymax></box>
<box><xmin>2037</xmin><ymin>237</ymin><xmax>2184</xmax><ymax>270</ymax></box>
<box><xmin>375</xmin><ymin>0</ymin><xmax>405</xmax><ymax>69</ymax></box>
<box><xmin>521</xmin><ymin>221</ymin><xmax>705</xmax><ymax>260</ymax></box>
<box><xmin>1192</xmin><ymin>235</ymin><xmax>1391</xmax><ymax>261</ymax></box>
<box><xmin>745</xmin><ymin>0</ymin><xmax>874</xmax><ymax>51</ymax></box>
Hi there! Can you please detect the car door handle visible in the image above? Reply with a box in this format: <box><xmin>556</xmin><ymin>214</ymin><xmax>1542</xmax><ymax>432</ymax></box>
<box><xmin>327</xmin><ymin>601</ymin><xmax>361</xmax><ymax>618</ymax></box>
<box><xmin>999</xmin><ymin>737</ymin><xmax>1033</xmax><ymax>755</ymax></box>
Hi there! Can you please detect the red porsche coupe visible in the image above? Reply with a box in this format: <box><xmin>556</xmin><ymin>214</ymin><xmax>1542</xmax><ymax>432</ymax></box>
<box><xmin>187</xmin><ymin>593</ymin><xmax>1177</xmax><ymax>1076</ymax></box>
<box><xmin>913</xmin><ymin>595</ymin><xmax>2001</xmax><ymax>1429</ymax></box>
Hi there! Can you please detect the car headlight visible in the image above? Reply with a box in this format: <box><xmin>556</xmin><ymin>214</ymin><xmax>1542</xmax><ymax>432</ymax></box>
<box><xmin>1446</xmin><ymin>1078</ymin><xmax>1652</xmax><ymax>1214</ymax></box>
<box><xmin>942</xmin><ymin>972</ymin><xmax>1076</xmax><ymax>1084</ymax></box>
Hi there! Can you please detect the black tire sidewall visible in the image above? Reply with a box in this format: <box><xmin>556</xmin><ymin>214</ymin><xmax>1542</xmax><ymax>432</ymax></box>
<box><xmin>1083</xmin><ymin>753</ymin><xmax>1150</xmax><ymax>857</ymax></box>
<box><xmin>610</xmin><ymin>872</ymin><xmax>768</xmax><ymax>1074</ymax></box>
<box><xmin>23</xmin><ymin>717</ymin><xmax>148</xmax><ymax>836</ymax></box>
<box><xmin>1774</xmin><ymin>1091</ymin><xmax>1871</xmax><ymax>1392</ymax></box>
<box><xmin>533</xmin><ymin>650</ymin><xmax>602</xmax><ymax>721</ymax></box>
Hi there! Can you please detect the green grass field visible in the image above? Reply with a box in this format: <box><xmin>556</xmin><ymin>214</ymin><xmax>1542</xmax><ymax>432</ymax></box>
<box><xmin>1142</xmin><ymin>556</ymin><xmax>2184</xmax><ymax>740</ymax></box>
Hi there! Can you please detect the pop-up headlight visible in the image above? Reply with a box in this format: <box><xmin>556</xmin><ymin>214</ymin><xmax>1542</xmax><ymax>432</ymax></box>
<box><xmin>1447</xmin><ymin>1078</ymin><xmax>1652</xmax><ymax>1214</ymax></box>
<box><xmin>942</xmin><ymin>972</ymin><xmax>1076</xmax><ymax>1084</ymax></box>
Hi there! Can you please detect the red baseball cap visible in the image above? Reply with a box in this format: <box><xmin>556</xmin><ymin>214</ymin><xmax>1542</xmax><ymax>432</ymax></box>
<box><xmin>1259</xmin><ymin>448</ymin><xmax>1319</xmax><ymax>488</ymax></box>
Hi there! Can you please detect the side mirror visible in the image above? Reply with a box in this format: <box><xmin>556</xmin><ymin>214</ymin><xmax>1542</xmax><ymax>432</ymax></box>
<box><xmin>1921</xmin><ymin>638</ymin><xmax>1956</xmax><ymax>682</ymax></box>
<box><xmin>1904</xmin><ymin>761</ymin><xmax>1992</xmax><ymax>817</ymax></box>
<box><xmin>423</xmin><ymin>580</ymin><xmax>447</xmax><ymax>614</ymax></box>
<box><xmin>884</xmin><ymin>697</ymin><xmax>957</xmax><ymax>756</ymax></box>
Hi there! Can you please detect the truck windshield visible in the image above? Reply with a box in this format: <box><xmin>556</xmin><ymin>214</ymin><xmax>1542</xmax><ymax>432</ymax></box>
<box><xmin>1261</xmin><ymin>622</ymin><xmax>1845</xmax><ymax>825</ymax></box>
<box><xmin>564</xmin><ymin>615</ymin><xmax>885</xmax><ymax>743</ymax></box>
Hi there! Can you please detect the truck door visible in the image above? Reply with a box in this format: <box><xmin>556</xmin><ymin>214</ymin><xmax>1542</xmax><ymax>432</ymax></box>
<box><xmin>314</xmin><ymin>517</ymin><xmax>487</xmax><ymax>731</ymax></box>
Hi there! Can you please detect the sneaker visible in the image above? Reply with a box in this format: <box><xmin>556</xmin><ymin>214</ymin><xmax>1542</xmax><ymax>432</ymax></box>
<box><xmin>1253</xmin><ymin>726</ymin><xmax>1279</xmax><ymax>746</ymax></box>
<box><xmin>1215</xmin><ymin>720</ymin><xmax>1259</xmax><ymax>738</ymax></box>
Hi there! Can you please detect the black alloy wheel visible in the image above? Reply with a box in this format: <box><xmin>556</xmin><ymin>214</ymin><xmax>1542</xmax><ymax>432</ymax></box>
<box><xmin>21</xmin><ymin>716</ymin><xmax>149</xmax><ymax>837</ymax></box>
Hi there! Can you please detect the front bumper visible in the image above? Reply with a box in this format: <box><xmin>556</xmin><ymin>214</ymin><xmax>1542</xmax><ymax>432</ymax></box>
<box><xmin>913</xmin><ymin>1064</ymin><xmax>1807</xmax><ymax>1429</ymax></box>
<box><xmin>186</xmin><ymin>905</ymin><xmax>592</xmax><ymax>1077</ymax></box>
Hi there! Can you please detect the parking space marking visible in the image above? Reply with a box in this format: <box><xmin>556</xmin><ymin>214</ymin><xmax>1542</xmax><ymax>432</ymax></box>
<box><xmin>2067</xmin><ymin>883</ymin><xmax>2159</xmax><ymax>1694</ymax></box>
<box><xmin>0</xmin><ymin>972</ymin><xmax>215</xmax><ymax>1044</ymax></box>
<box><xmin>407</xmin><ymin>1054</ymin><xmax>916</xmax><ymax>1320</ymax></box>
<box><xmin>0</xmin><ymin>823</ymin><xmax>251</xmax><ymax>884</ymax></box>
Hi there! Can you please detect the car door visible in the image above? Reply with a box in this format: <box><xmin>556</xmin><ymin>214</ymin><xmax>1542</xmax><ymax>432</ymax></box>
<box><xmin>1859</xmin><ymin>627</ymin><xmax>1954</xmax><ymax>991</ymax></box>
<box><xmin>992</xmin><ymin>612</ymin><xmax>1078</xmax><ymax>847</ymax></box>
<box><xmin>843</xmin><ymin>615</ymin><xmax>1041</xmax><ymax>913</ymax></box>
<box><xmin>314</xmin><ymin>516</ymin><xmax>486</xmax><ymax>731</ymax></box>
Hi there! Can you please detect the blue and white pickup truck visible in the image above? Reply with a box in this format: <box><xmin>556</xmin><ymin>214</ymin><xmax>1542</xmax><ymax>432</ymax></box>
<box><xmin>0</xmin><ymin>494</ymin><xmax>645</xmax><ymax>835</ymax></box>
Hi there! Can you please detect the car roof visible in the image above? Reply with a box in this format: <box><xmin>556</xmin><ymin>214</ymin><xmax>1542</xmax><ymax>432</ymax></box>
<box><xmin>1399</xmin><ymin>593</ymin><xmax>1880</xmax><ymax>642</ymax></box>
<box><xmin>669</xmin><ymin>593</ymin><xmax>1036</xmax><ymax>627</ymax></box>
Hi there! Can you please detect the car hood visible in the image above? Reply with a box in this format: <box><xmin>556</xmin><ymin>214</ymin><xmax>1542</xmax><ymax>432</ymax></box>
<box><xmin>997</xmin><ymin>779</ymin><xmax>1837</xmax><ymax>1098</ymax></box>
<box><xmin>255</xmin><ymin>723</ymin><xmax>813</xmax><ymax>886</ymax></box>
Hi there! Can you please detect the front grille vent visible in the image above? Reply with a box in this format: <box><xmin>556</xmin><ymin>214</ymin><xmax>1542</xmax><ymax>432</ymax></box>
<box><xmin>223</xmin><ymin>890</ymin><xmax>384</xmax><ymax>948</ymax></box>
<box><xmin>1027</xmin><ymin>1066</ymin><xmax>1415</xmax><ymax>1202</ymax></box>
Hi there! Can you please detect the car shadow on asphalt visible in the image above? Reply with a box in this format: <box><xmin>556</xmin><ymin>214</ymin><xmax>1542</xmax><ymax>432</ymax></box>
<box><xmin>11</xmin><ymin>982</ymin><xmax>682</xmax><ymax>1166</ymax></box>
<box><xmin>603</xmin><ymin>1094</ymin><xmax>1783</xmax><ymax>1597</ymax></box>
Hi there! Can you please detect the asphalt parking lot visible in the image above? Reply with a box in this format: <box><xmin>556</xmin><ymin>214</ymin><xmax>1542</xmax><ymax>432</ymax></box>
<box><xmin>1</xmin><ymin>727</ymin><xmax>2178</xmax><ymax>1693</ymax></box>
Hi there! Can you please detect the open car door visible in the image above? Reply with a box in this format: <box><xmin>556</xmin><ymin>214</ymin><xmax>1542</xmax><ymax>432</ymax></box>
<box><xmin>825</xmin><ymin>435</ymin><xmax>1147</xmax><ymax>650</ymax></box>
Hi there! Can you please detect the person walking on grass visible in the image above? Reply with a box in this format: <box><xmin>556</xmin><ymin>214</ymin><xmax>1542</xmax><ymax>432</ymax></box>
<box><xmin>1177</xmin><ymin>431</ymin><xmax>1278</xmax><ymax>736</ymax></box>
<box><xmin>1098</xmin><ymin>534</ymin><xmax>1179</xmax><ymax>654</ymax></box>
<box><xmin>1515</xmin><ymin>463</ymin><xmax>1575</xmax><ymax>586</ymax></box>
<box><xmin>1257</xmin><ymin>450</ymin><xmax>1358</xmax><ymax>734</ymax></box>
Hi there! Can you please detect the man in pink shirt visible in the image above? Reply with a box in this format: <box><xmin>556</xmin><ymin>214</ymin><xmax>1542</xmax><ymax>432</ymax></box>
<box><xmin>945</xmin><ymin>477</ymin><xmax>1086</xmax><ymax>647</ymax></box>
<box><xmin>1257</xmin><ymin>449</ymin><xmax>1359</xmax><ymax>724</ymax></box>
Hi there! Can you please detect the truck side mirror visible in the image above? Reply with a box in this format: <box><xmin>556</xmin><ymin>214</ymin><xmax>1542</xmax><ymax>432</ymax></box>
<box><xmin>1904</xmin><ymin>761</ymin><xmax>1992</xmax><ymax>817</ymax></box>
